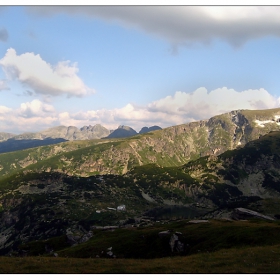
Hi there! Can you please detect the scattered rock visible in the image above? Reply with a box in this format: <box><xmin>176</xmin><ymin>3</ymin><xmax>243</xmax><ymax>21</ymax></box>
<box><xmin>158</xmin><ymin>230</ymin><xmax>171</xmax><ymax>237</ymax></box>
<box><xmin>66</xmin><ymin>230</ymin><xmax>93</xmax><ymax>246</ymax></box>
<box><xmin>107</xmin><ymin>251</ymin><xmax>113</xmax><ymax>257</ymax></box>
<box><xmin>103</xmin><ymin>226</ymin><xmax>118</xmax><ymax>230</ymax></box>
<box><xmin>117</xmin><ymin>205</ymin><xmax>126</xmax><ymax>211</ymax></box>
<box><xmin>79</xmin><ymin>231</ymin><xmax>93</xmax><ymax>243</ymax></box>
<box><xmin>188</xmin><ymin>220</ymin><xmax>209</xmax><ymax>224</ymax></box>
<box><xmin>91</xmin><ymin>226</ymin><xmax>104</xmax><ymax>230</ymax></box>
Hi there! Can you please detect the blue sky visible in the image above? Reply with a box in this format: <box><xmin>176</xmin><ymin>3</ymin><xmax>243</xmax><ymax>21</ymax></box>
<box><xmin>0</xmin><ymin>5</ymin><xmax>280</xmax><ymax>133</ymax></box>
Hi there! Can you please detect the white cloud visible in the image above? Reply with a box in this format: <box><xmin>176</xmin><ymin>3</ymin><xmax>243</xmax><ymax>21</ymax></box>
<box><xmin>1</xmin><ymin>87</ymin><xmax>280</xmax><ymax>134</ymax></box>
<box><xmin>0</xmin><ymin>48</ymin><xmax>95</xmax><ymax>97</ymax></box>
<box><xmin>147</xmin><ymin>87</ymin><xmax>279</xmax><ymax>120</ymax></box>
<box><xmin>52</xmin><ymin>87</ymin><xmax>280</xmax><ymax>131</ymax></box>
<box><xmin>27</xmin><ymin>6</ymin><xmax>280</xmax><ymax>47</ymax></box>
<box><xmin>0</xmin><ymin>79</ymin><xmax>9</xmax><ymax>91</ymax></box>
<box><xmin>19</xmin><ymin>99</ymin><xmax>55</xmax><ymax>118</ymax></box>
<box><xmin>0</xmin><ymin>105</ymin><xmax>11</xmax><ymax>114</ymax></box>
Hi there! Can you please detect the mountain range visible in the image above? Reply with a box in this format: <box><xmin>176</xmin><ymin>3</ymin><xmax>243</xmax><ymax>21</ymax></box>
<box><xmin>1</xmin><ymin>108</ymin><xmax>280</xmax><ymax>255</ymax></box>
<box><xmin>0</xmin><ymin>124</ymin><xmax>162</xmax><ymax>154</ymax></box>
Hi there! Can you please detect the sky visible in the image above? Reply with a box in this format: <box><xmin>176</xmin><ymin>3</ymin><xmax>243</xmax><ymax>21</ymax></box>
<box><xmin>1</xmin><ymin>5</ymin><xmax>280</xmax><ymax>134</ymax></box>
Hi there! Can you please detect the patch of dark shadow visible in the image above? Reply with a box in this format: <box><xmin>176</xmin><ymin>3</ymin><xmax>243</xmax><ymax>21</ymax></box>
<box><xmin>0</xmin><ymin>138</ymin><xmax>68</xmax><ymax>154</ymax></box>
<box><xmin>143</xmin><ymin>206</ymin><xmax>207</xmax><ymax>220</ymax></box>
<box><xmin>225</xmin><ymin>196</ymin><xmax>262</xmax><ymax>209</ymax></box>
<box><xmin>37</xmin><ymin>184</ymin><xmax>45</xmax><ymax>189</ymax></box>
<box><xmin>207</xmin><ymin>184</ymin><xmax>243</xmax><ymax>208</ymax></box>
<box><xmin>262</xmin><ymin>173</ymin><xmax>280</xmax><ymax>193</ymax></box>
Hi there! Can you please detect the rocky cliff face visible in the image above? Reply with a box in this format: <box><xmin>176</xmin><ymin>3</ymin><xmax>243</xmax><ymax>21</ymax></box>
<box><xmin>180</xmin><ymin>130</ymin><xmax>280</xmax><ymax>209</ymax></box>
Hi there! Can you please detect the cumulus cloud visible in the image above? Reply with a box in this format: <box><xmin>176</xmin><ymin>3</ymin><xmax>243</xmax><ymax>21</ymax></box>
<box><xmin>19</xmin><ymin>99</ymin><xmax>55</xmax><ymax>118</ymax></box>
<box><xmin>0</xmin><ymin>105</ymin><xmax>11</xmax><ymax>114</ymax></box>
<box><xmin>0</xmin><ymin>28</ymin><xmax>8</xmax><ymax>42</ymax></box>
<box><xmin>60</xmin><ymin>87</ymin><xmax>280</xmax><ymax>131</ymax></box>
<box><xmin>26</xmin><ymin>6</ymin><xmax>280</xmax><ymax>47</ymax></box>
<box><xmin>147</xmin><ymin>87</ymin><xmax>278</xmax><ymax>120</ymax></box>
<box><xmin>0</xmin><ymin>99</ymin><xmax>57</xmax><ymax>133</ymax></box>
<box><xmin>1</xmin><ymin>87</ymin><xmax>280</xmax><ymax>133</ymax></box>
<box><xmin>0</xmin><ymin>48</ymin><xmax>95</xmax><ymax>97</ymax></box>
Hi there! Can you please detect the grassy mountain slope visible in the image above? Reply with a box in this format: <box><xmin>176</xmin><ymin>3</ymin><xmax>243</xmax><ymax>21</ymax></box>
<box><xmin>2</xmin><ymin>129</ymin><xmax>280</xmax><ymax>254</ymax></box>
<box><xmin>2</xmin><ymin>108</ymin><xmax>280</xmax><ymax>178</ymax></box>
<box><xmin>2</xmin><ymin>220</ymin><xmax>280</xmax><ymax>273</ymax></box>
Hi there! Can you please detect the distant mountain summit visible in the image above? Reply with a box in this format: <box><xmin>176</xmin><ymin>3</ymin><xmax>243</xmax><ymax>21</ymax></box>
<box><xmin>139</xmin><ymin>126</ymin><xmax>162</xmax><ymax>134</ymax></box>
<box><xmin>0</xmin><ymin>123</ymin><xmax>163</xmax><ymax>153</ymax></box>
<box><xmin>106</xmin><ymin>125</ymin><xmax>138</xmax><ymax>139</ymax></box>
<box><xmin>0</xmin><ymin>124</ymin><xmax>111</xmax><ymax>153</ymax></box>
<box><xmin>4</xmin><ymin>124</ymin><xmax>111</xmax><ymax>142</ymax></box>
<box><xmin>0</xmin><ymin>132</ymin><xmax>16</xmax><ymax>142</ymax></box>
<box><xmin>106</xmin><ymin>125</ymin><xmax>162</xmax><ymax>139</ymax></box>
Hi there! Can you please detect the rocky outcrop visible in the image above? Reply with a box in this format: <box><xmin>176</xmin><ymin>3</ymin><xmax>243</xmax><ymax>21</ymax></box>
<box><xmin>158</xmin><ymin>230</ymin><xmax>185</xmax><ymax>253</ymax></box>
<box><xmin>169</xmin><ymin>233</ymin><xmax>184</xmax><ymax>253</ymax></box>
<box><xmin>66</xmin><ymin>231</ymin><xmax>93</xmax><ymax>246</ymax></box>
<box><xmin>231</xmin><ymin>208</ymin><xmax>275</xmax><ymax>221</ymax></box>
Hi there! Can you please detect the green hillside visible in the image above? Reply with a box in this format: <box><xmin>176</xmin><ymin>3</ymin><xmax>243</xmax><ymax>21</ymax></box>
<box><xmin>1</xmin><ymin>108</ymin><xmax>280</xmax><ymax>178</ymax></box>
<box><xmin>1</xmin><ymin>108</ymin><xmax>280</xmax><ymax>257</ymax></box>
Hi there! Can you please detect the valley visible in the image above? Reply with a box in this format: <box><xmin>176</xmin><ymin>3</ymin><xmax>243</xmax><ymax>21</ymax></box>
<box><xmin>1</xmin><ymin>108</ymin><xmax>280</xmax><ymax>272</ymax></box>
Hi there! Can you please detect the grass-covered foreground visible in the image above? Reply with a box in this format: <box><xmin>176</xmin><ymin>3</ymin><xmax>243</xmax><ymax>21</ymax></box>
<box><xmin>1</xmin><ymin>244</ymin><xmax>280</xmax><ymax>273</ymax></box>
<box><xmin>3</xmin><ymin>219</ymin><xmax>280</xmax><ymax>273</ymax></box>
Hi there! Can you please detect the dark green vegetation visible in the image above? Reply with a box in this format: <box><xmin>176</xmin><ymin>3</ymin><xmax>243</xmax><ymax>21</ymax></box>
<box><xmin>2</xmin><ymin>220</ymin><xmax>280</xmax><ymax>273</ymax></box>
<box><xmin>1</xmin><ymin>108</ymin><xmax>280</xmax><ymax>272</ymax></box>
<box><xmin>20</xmin><ymin>219</ymin><xmax>280</xmax><ymax>258</ymax></box>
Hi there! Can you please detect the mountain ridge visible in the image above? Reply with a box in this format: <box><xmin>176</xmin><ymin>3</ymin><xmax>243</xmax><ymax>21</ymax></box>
<box><xmin>0</xmin><ymin>108</ymin><xmax>280</xmax><ymax>178</ymax></box>
<box><xmin>0</xmin><ymin>124</ymin><xmax>162</xmax><ymax>142</ymax></box>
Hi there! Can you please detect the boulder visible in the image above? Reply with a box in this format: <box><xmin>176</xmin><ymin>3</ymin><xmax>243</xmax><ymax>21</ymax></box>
<box><xmin>107</xmin><ymin>251</ymin><xmax>113</xmax><ymax>257</ymax></box>
<box><xmin>169</xmin><ymin>233</ymin><xmax>184</xmax><ymax>252</ymax></box>
<box><xmin>169</xmin><ymin>234</ymin><xmax>178</xmax><ymax>252</ymax></box>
